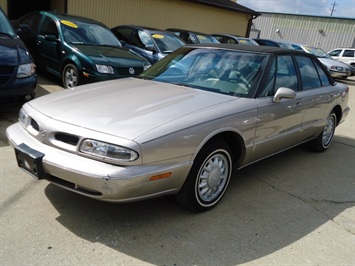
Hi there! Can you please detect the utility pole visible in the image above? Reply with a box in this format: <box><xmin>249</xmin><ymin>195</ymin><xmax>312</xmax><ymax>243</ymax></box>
<box><xmin>330</xmin><ymin>1</ymin><xmax>337</xmax><ymax>16</ymax></box>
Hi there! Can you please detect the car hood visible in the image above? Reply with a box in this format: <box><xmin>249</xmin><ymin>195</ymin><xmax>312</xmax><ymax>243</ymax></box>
<box><xmin>28</xmin><ymin>78</ymin><xmax>235</xmax><ymax>140</ymax></box>
<box><xmin>318</xmin><ymin>57</ymin><xmax>350</xmax><ymax>68</ymax></box>
<box><xmin>71</xmin><ymin>44</ymin><xmax>148</xmax><ymax>66</ymax></box>
<box><xmin>0</xmin><ymin>37</ymin><xmax>32</xmax><ymax>65</ymax></box>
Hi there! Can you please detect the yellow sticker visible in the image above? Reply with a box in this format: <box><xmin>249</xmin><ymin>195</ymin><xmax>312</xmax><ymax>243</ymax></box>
<box><xmin>197</xmin><ymin>35</ymin><xmax>206</xmax><ymax>40</ymax></box>
<box><xmin>152</xmin><ymin>34</ymin><xmax>164</xmax><ymax>39</ymax></box>
<box><xmin>239</xmin><ymin>40</ymin><xmax>247</xmax><ymax>44</ymax></box>
<box><xmin>61</xmin><ymin>20</ymin><xmax>78</xmax><ymax>28</ymax></box>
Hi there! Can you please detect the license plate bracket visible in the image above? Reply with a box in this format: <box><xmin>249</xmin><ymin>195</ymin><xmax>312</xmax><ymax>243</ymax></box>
<box><xmin>15</xmin><ymin>143</ymin><xmax>48</xmax><ymax>180</ymax></box>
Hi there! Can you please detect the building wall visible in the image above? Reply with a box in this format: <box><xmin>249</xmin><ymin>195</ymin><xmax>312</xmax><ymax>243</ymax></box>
<box><xmin>51</xmin><ymin>0</ymin><xmax>66</xmax><ymax>13</ymax></box>
<box><xmin>67</xmin><ymin>0</ymin><xmax>251</xmax><ymax>36</ymax></box>
<box><xmin>252</xmin><ymin>13</ymin><xmax>355</xmax><ymax>52</ymax></box>
<box><xmin>0</xmin><ymin>0</ymin><xmax>7</xmax><ymax>13</ymax></box>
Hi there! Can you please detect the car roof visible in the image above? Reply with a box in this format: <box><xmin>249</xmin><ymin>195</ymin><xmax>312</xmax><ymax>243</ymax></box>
<box><xmin>166</xmin><ymin>28</ymin><xmax>211</xmax><ymax>36</ymax></box>
<box><xmin>182</xmin><ymin>43</ymin><xmax>311</xmax><ymax>55</ymax></box>
<box><xmin>112</xmin><ymin>25</ymin><xmax>179</xmax><ymax>35</ymax></box>
<box><xmin>112</xmin><ymin>24</ymin><xmax>161</xmax><ymax>31</ymax></box>
<box><xmin>33</xmin><ymin>10</ymin><xmax>105</xmax><ymax>25</ymax></box>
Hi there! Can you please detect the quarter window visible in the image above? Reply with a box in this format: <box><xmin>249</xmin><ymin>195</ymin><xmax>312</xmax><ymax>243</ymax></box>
<box><xmin>295</xmin><ymin>56</ymin><xmax>321</xmax><ymax>90</ymax></box>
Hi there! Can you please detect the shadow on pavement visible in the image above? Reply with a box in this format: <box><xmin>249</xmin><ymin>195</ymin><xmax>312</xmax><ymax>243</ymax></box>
<box><xmin>44</xmin><ymin>138</ymin><xmax>355</xmax><ymax>265</ymax></box>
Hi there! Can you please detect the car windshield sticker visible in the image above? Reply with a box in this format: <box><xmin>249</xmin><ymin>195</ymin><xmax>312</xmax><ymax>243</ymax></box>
<box><xmin>61</xmin><ymin>20</ymin><xmax>78</xmax><ymax>28</ymax></box>
<box><xmin>197</xmin><ymin>35</ymin><xmax>206</xmax><ymax>39</ymax></box>
<box><xmin>152</xmin><ymin>34</ymin><xmax>164</xmax><ymax>39</ymax></box>
<box><xmin>239</xmin><ymin>40</ymin><xmax>247</xmax><ymax>44</ymax></box>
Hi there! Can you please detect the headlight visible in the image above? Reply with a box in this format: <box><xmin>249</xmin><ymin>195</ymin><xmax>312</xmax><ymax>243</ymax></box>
<box><xmin>96</xmin><ymin>64</ymin><xmax>114</xmax><ymax>74</ymax></box>
<box><xmin>19</xmin><ymin>108</ymin><xmax>29</xmax><ymax>126</ymax></box>
<box><xmin>17</xmin><ymin>63</ymin><xmax>36</xmax><ymax>78</ymax></box>
<box><xmin>330</xmin><ymin>66</ymin><xmax>343</xmax><ymax>71</ymax></box>
<box><xmin>80</xmin><ymin>139</ymin><xmax>138</xmax><ymax>162</ymax></box>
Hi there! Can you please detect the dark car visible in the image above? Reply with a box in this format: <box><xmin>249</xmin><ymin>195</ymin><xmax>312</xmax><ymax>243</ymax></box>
<box><xmin>166</xmin><ymin>28</ymin><xmax>219</xmax><ymax>44</ymax></box>
<box><xmin>13</xmin><ymin>11</ymin><xmax>151</xmax><ymax>88</ymax></box>
<box><xmin>212</xmin><ymin>34</ymin><xmax>258</xmax><ymax>45</ymax></box>
<box><xmin>0</xmin><ymin>8</ymin><xmax>37</xmax><ymax>105</ymax></box>
<box><xmin>111</xmin><ymin>25</ymin><xmax>185</xmax><ymax>64</ymax></box>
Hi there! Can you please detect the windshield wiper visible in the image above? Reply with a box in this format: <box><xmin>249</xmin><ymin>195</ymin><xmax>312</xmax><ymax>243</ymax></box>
<box><xmin>86</xmin><ymin>43</ymin><xmax>121</xmax><ymax>48</ymax></box>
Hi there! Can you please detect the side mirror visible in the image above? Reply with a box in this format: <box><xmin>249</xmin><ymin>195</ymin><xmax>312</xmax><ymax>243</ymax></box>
<box><xmin>273</xmin><ymin>87</ymin><xmax>296</xmax><ymax>103</ymax></box>
<box><xmin>16</xmin><ymin>24</ymin><xmax>31</xmax><ymax>35</ymax></box>
<box><xmin>45</xmin><ymin>35</ymin><xmax>59</xmax><ymax>42</ymax></box>
<box><xmin>145</xmin><ymin>44</ymin><xmax>156</xmax><ymax>52</ymax></box>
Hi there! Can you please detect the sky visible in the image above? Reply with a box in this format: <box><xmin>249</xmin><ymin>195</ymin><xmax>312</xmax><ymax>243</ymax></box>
<box><xmin>237</xmin><ymin>0</ymin><xmax>355</xmax><ymax>18</ymax></box>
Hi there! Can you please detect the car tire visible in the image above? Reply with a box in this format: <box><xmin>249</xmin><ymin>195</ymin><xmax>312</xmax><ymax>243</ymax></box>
<box><xmin>310</xmin><ymin>112</ymin><xmax>337</xmax><ymax>152</ymax></box>
<box><xmin>176</xmin><ymin>139</ymin><xmax>233</xmax><ymax>212</ymax></box>
<box><xmin>62</xmin><ymin>64</ymin><xmax>79</xmax><ymax>89</ymax></box>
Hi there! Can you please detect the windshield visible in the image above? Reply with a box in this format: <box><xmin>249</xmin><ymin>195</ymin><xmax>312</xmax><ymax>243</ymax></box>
<box><xmin>140</xmin><ymin>47</ymin><xmax>268</xmax><ymax>98</ymax></box>
<box><xmin>61</xmin><ymin>20</ymin><xmax>122</xmax><ymax>46</ymax></box>
<box><xmin>302</xmin><ymin>45</ymin><xmax>330</xmax><ymax>58</ymax></box>
<box><xmin>0</xmin><ymin>9</ymin><xmax>16</xmax><ymax>38</ymax></box>
<box><xmin>152</xmin><ymin>32</ymin><xmax>185</xmax><ymax>53</ymax></box>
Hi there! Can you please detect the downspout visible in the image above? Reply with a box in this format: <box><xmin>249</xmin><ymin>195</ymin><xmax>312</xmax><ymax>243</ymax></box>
<box><xmin>246</xmin><ymin>14</ymin><xmax>259</xmax><ymax>37</ymax></box>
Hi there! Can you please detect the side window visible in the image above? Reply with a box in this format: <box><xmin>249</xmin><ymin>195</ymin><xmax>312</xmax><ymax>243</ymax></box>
<box><xmin>40</xmin><ymin>17</ymin><xmax>58</xmax><ymax>37</ymax></box>
<box><xmin>225</xmin><ymin>37</ymin><xmax>238</xmax><ymax>44</ymax></box>
<box><xmin>21</xmin><ymin>14</ymin><xmax>42</xmax><ymax>32</ymax></box>
<box><xmin>314</xmin><ymin>62</ymin><xmax>331</xmax><ymax>86</ymax></box>
<box><xmin>258</xmin><ymin>55</ymin><xmax>298</xmax><ymax>97</ymax></box>
<box><xmin>131</xmin><ymin>29</ymin><xmax>145</xmax><ymax>48</ymax></box>
<box><xmin>328</xmin><ymin>50</ymin><xmax>342</xmax><ymax>57</ymax></box>
<box><xmin>343</xmin><ymin>50</ymin><xmax>354</xmax><ymax>57</ymax></box>
<box><xmin>213</xmin><ymin>35</ymin><xmax>223</xmax><ymax>42</ymax></box>
<box><xmin>137</xmin><ymin>30</ymin><xmax>153</xmax><ymax>48</ymax></box>
<box><xmin>112</xmin><ymin>27</ymin><xmax>131</xmax><ymax>43</ymax></box>
<box><xmin>188</xmin><ymin>33</ymin><xmax>198</xmax><ymax>44</ymax></box>
<box><xmin>295</xmin><ymin>56</ymin><xmax>322</xmax><ymax>90</ymax></box>
<box><xmin>274</xmin><ymin>55</ymin><xmax>298</xmax><ymax>91</ymax></box>
<box><xmin>265</xmin><ymin>40</ymin><xmax>279</xmax><ymax>47</ymax></box>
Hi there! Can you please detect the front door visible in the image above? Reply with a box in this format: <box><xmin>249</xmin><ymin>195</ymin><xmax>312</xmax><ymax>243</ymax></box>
<box><xmin>36</xmin><ymin>16</ymin><xmax>61</xmax><ymax>75</ymax></box>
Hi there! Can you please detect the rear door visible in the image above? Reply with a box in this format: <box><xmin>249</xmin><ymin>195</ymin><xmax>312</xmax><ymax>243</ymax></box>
<box><xmin>295</xmin><ymin>55</ymin><xmax>336</xmax><ymax>138</ymax></box>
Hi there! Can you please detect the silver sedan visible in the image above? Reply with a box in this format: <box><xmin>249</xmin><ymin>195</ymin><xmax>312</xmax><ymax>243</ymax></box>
<box><xmin>6</xmin><ymin>44</ymin><xmax>350</xmax><ymax>212</ymax></box>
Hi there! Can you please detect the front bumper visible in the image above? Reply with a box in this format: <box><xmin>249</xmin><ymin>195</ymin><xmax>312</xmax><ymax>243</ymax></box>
<box><xmin>6</xmin><ymin>122</ymin><xmax>192</xmax><ymax>202</ymax></box>
<box><xmin>0</xmin><ymin>74</ymin><xmax>37</xmax><ymax>104</ymax></box>
<box><xmin>329</xmin><ymin>69</ymin><xmax>351</xmax><ymax>78</ymax></box>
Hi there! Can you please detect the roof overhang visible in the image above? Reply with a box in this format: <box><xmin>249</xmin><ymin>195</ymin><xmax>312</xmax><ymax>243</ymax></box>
<box><xmin>182</xmin><ymin>0</ymin><xmax>261</xmax><ymax>17</ymax></box>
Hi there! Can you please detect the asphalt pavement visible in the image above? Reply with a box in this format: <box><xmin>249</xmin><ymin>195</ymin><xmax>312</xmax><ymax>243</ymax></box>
<box><xmin>0</xmin><ymin>74</ymin><xmax>354</xmax><ymax>265</ymax></box>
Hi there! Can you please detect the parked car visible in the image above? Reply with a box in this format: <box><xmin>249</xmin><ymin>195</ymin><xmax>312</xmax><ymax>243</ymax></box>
<box><xmin>315</xmin><ymin>47</ymin><xmax>354</xmax><ymax>76</ymax></box>
<box><xmin>12</xmin><ymin>11</ymin><xmax>151</xmax><ymax>88</ymax></box>
<box><xmin>111</xmin><ymin>25</ymin><xmax>185</xmax><ymax>64</ymax></box>
<box><xmin>328</xmin><ymin>48</ymin><xmax>355</xmax><ymax>66</ymax></box>
<box><xmin>255</xmin><ymin>39</ymin><xmax>352</xmax><ymax>78</ymax></box>
<box><xmin>166</xmin><ymin>28</ymin><xmax>219</xmax><ymax>44</ymax></box>
<box><xmin>212</xmin><ymin>34</ymin><xmax>258</xmax><ymax>45</ymax></box>
<box><xmin>0</xmin><ymin>8</ymin><xmax>37</xmax><ymax>105</ymax></box>
<box><xmin>6</xmin><ymin>44</ymin><xmax>349</xmax><ymax>212</ymax></box>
